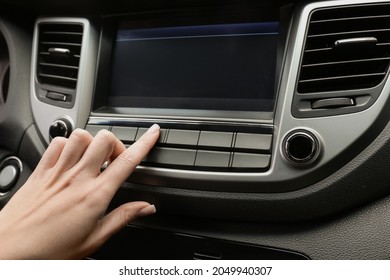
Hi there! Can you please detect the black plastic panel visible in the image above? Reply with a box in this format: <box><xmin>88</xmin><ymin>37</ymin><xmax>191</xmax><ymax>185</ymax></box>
<box><xmin>92</xmin><ymin>225</ymin><xmax>308</xmax><ymax>260</ymax></box>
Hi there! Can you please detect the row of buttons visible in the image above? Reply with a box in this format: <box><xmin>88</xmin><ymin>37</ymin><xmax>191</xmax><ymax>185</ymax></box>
<box><xmin>86</xmin><ymin>125</ymin><xmax>272</xmax><ymax>171</ymax></box>
<box><xmin>144</xmin><ymin>148</ymin><xmax>270</xmax><ymax>169</ymax></box>
<box><xmin>86</xmin><ymin>125</ymin><xmax>272</xmax><ymax>151</ymax></box>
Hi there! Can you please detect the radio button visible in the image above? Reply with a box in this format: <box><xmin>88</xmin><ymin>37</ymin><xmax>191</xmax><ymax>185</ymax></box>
<box><xmin>85</xmin><ymin>125</ymin><xmax>109</xmax><ymax>137</ymax></box>
<box><xmin>135</xmin><ymin>127</ymin><xmax>167</xmax><ymax>143</ymax></box>
<box><xmin>195</xmin><ymin>150</ymin><xmax>230</xmax><ymax>168</ymax></box>
<box><xmin>166</xmin><ymin>129</ymin><xmax>200</xmax><ymax>146</ymax></box>
<box><xmin>135</xmin><ymin>128</ymin><xmax>148</xmax><ymax>141</ymax></box>
<box><xmin>232</xmin><ymin>153</ymin><xmax>270</xmax><ymax>169</ymax></box>
<box><xmin>111</xmin><ymin>126</ymin><xmax>138</xmax><ymax>142</ymax></box>
<box><xmin>157</xmin><ymin>129</ymin><xmax>168</xmax><ymax>143</ymax></box>
<box><xmin>235</xmin><ymin>133</ymin><xmax>272</xmax><ymax>151</ymax></box>
<box><xmin>198</xmin><ymin>131</ymin><xmax>233</xmax><ymax>148</ymax></box>
<box><xmin>144</xmin><ymin>148</ymin><xmax>196</xmax><ymax>166</ymax></box>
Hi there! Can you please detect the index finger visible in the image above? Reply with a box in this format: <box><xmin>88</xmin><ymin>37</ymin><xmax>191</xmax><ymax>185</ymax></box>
<box><xmin>97</xmin><ymin>124</ymin><xmax>160</xmax><ymax>194</ymax></box>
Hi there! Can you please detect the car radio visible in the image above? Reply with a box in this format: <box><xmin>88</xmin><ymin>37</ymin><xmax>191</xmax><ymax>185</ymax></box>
<box><xmin>87</xmin><ymin>7</ymin><xmax>282</xmax><ymax>181</ymax></box>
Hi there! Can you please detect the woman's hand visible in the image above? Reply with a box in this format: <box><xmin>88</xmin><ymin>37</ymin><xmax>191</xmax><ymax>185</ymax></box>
<box><xmin>0</xmin><ymin>124</ymin><xmax>160</xmax><ymax>259</ymax></box>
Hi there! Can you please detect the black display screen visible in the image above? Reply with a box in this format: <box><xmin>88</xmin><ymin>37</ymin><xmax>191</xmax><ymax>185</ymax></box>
<box><xmin>108</xmin><ymin>22</ymin><xmax>279</xmax><ymax>113</ymax></box>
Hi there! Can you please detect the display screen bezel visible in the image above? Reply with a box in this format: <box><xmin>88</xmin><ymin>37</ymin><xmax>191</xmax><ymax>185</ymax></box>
<box><xmin>93</xmin><ymin>6</ymin><xmax>283</xmax><ymax>122</ymax></box>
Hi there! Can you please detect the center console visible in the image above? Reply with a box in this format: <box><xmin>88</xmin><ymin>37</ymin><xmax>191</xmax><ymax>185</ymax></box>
<box><xmin>85</xmin><ymin>4</ymin><xmax>287</xmax><ymax>192</ymax></box>
<box><xmin>90</xmin><ymin>18</ymin><xmax>278</xmax><ymax>173</ymax></box>
<box><xmin>30</xmin><ymin>0</ymin><xmax>390</xmax><ymax>221</ymax></box>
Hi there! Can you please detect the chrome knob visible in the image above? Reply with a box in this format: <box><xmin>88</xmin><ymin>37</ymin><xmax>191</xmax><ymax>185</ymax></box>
<box><xmin>49</xmin><ymin>118</ymin><xmax>72</xmax><ymax>140</ymax></box>
<box><xmin>283</xmin><ymin>130</ymin><xmax>320</xmax><ymax>166</ymax></box>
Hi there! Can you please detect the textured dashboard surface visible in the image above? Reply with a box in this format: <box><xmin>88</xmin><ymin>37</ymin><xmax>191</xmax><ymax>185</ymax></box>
<box><xmin>128</xmin><ymin>192</ymin><xmax>390</xmax><ymax>259</ymax></box>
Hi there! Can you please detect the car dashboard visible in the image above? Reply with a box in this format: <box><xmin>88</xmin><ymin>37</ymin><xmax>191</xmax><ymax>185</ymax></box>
<box><xmin>1</xmin><ymin>0</ymin><xmax>390</xmax><ymax>259</ymax></box>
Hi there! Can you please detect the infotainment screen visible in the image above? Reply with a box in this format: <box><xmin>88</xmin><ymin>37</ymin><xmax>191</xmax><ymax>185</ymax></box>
<box><xmin>108</xmin><ymin>22</ymin><xmax>279</xmax><ymax>114</ymax></box>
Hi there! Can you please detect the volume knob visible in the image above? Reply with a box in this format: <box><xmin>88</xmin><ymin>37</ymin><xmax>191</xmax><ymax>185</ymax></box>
<box><xmin>49</xmin><ymin>118</ymin><xmax>72</xmax><ymax>140</ymax></box>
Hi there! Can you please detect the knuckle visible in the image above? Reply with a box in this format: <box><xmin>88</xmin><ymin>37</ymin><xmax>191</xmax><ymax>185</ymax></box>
<box><xmin>72</xmin><ymin>128</ymin><xmax>91</xmax><ymax>137</ymax></box>
<box><xmin>119</xmin><ymin>150</ymin><xmax>139</xmax><ymax>167</ymax></box>
<box><xmin>70</xmin><ymin>129</ymin><xmax>92</xmax><ymax>144</ymax></box>
<box><xmin>119</xmin><ymin>209</ymin><xmax>130</xmax><ymax>228</ymax></box>
<box><xmin>50</xmin><ymin>136</ymin><xmax>67</xmax><ymax>146</ymax></box>
<box><xmin>96</xmin><ymin>129</ymin><xmax>116</xmax><ymax>142</ymax></box>
<box><xmin>95</xmin><ymin>130</ymin><xmax>120</xmax><ymax>154</ymax></box>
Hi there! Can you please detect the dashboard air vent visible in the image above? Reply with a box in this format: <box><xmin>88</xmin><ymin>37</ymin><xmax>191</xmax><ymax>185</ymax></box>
<box><xmin>37</xmin><ymin>23</ymin><xmax>83</xmax><ymax>89</ymax></box>
<box><xmin>298</xmin><ymin>4</ymin><xmax>390</xmax><ymax>93</ymax></box>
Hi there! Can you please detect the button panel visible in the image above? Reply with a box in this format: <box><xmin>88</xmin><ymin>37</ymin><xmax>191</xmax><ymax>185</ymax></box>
<box><xmin>195</xmin><ymin>150</ymin><xmax>231</xmax><ymax>168</ymax></box>
<box><xmin>198</xmin><ymin>131</ymin><xmax>233</xmax><ymax>148</ymax></box>
<box><xmin>111</xmin><ymin>126</ymin><xmax>138</xmax><ymax>142</ymax></box>
<box><xmin>232</xmin><ymin>153</ymin><xmax>271</xmax><ymax>169</ymax></box>
<box><xmin>85</xmin><ymin>125</ymin><xmax>109</xmax><ymax>136</ymax></box>
<box><xmin>86</xmin><ymin>124</ymin><xmax>272</xmax><ymax>172</ymax></box>
<box><xmin>145</xmin><ymin>148</ymin><xmax>196</xmax><ymax>166</ymax></box>
<box><xmin>135</xmin><ymin>127</ymin><xmax>148</xmax><ymax>141</ymax></box>
<box><xmin>235</xmin><ymin>133</ymin><xmax>272</xmax><ymax>151</ymax></box>
<box><xmin>166</xmin><ymin>129</ymin><xmax>200</xmax><ymax>146</ymax></box>
<box><xmin>135</xmin><ymin>128</ymin><xmax>167</xmax><ymax>143</ymax></box>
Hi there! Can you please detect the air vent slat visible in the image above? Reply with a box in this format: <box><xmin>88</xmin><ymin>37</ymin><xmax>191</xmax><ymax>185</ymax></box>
<box><xmin>42</xmin><ymin>31</ymin><xmax>83</xmax><ymax>36</ymax></box>
<box><xmin>300</xmin><ymin>72</ymin><xmax>386</xmax><ymax>84</ymax></box>
<box><xmin>312</xmin><ymin>4</ymin><xmax>390</xmax><ymax>20</ymax></box>
<box><xmin>41</xmin><ymin>42</ymin><xmax>82</xmax><ymax>47</ymax></box>
<box><xmin>311</xmin><ymin>14</ymin><xmax>390</xmax><ymax>24</ymax></box>
<box><xmin>309</xmin><ymin>16</ymin><xmax>390</xmax><ymax>36</ymax></box>
<box><xmin>305</xmin><ymin>47</ymin><xmax>332</xmax><ymax>53</ymax></box>
<box><xmin>299</xmin><ymin>73</ymin><xmax>385</xmax><ymax>93</ymax></box>
<box><xmin>298</xmin><ymin>4</ymin><xmax>390</xmax><ymax>93</ymax></box>
<box><xmin>39</xmin><ymin>62</ymin><xmax>79</xmax><ymax>70</ymax></box>
<box><xmin>303</xmin><ymin>44</ymin><xmax>390</xmax><ymax>65</ymax></box>
<box><xmin>38</xmin><ymin>73</ymin><xmax>78</xmax><ymax>88</ymax></box>
<box><xmin>308</xmin><ymin>28</ymin><xmax>390</xmax><ymax>39</ymax></box>
<box><xmin>37</xmin><ymin>23</ymin><xmax>83</xmax><ymax>90</ymax></box>
<box><xmin>38</xmin><ymin>73</ymin><xmax>78</xmax><ymax>81</ymax></box>
<box><xmin>302</xmin><ymin>57</ymin><xmax>390</xmax><ymax>68</ymax></box>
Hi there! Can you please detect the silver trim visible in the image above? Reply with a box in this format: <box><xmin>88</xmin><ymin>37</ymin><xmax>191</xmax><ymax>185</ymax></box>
<box><xmin>283</xmin><ymin>130</ymin><xmax>320</xmax><ymax>165</ymax></box>
<box><xmin>31</xmin><ymin>18</ymin><xmax>98</xmax><ymax>144</ymax></box>
<box><xmin>88</xmin><ymin>116</ymin><xmax>274</xmax><ymax>130</ymax></box>
<box><xmin>91</xmin><ymin>109</ymin><xmax>274</xmax><ymax>124</ymax></box>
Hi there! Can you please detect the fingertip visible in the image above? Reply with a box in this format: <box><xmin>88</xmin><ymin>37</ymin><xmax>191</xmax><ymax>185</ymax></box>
<box><xmin>137</xmin><ymin>124</ymin><xmax>160</xmax><ymax>143</ymax></box>
<box><xmin>147</xmin><ymin>124</ymin><xmax>160</xmax><ymax>135</ymax></box>
<box><xmin>81</xmin><ymin>201</ymin><xmax>154</xmax><ymax>256</ymax></box>
<box><xmin>137</xmin><ymin>204</ymin><xmax>157</xmax><ymax>218</ymax></box>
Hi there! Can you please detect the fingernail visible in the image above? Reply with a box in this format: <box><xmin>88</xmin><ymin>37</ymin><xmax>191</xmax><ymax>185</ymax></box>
<box><xmin>138</xmin><ymin>204</ymin><xmax>157</xmax><ymax>217</ymax></box>
<box><xmin>147</xmin><ymin>124</ymin><xmax>160</xmax><ymax>134</ymax></box>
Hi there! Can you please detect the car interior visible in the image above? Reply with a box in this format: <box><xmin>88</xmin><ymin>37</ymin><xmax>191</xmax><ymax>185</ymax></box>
<box><xmin>1</xmin><ymin>0</ymin><xmax>390</xmax><ymax>259</ymax></box>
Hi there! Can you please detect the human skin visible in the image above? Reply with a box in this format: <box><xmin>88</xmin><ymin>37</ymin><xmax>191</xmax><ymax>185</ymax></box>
<box><xmin>0</xmin><ymin>124</ymin><xmax>160</xmax><ymax>259</ymax></box>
